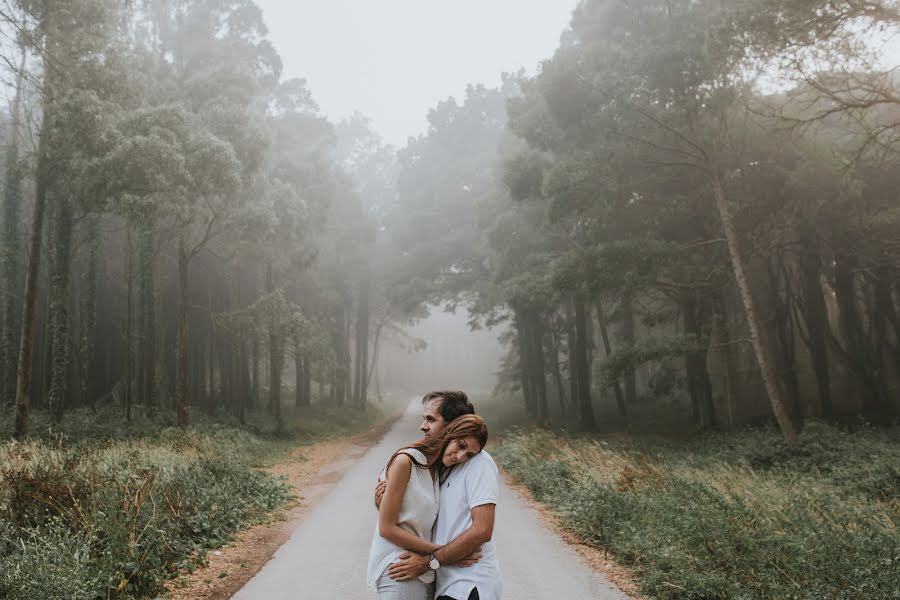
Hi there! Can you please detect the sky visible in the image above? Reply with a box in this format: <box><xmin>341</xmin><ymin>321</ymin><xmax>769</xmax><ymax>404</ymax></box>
<box><xmin>253</xmin><ymin>0</ymin><xmax>580</xmax><ymax>148</ymax></box>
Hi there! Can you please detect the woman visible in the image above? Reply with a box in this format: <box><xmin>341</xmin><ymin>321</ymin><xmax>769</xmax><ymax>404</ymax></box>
<box><xmin>367</xmin><ymin>414</ymin><xmax>489</xmax><ymax>600</ymax></box>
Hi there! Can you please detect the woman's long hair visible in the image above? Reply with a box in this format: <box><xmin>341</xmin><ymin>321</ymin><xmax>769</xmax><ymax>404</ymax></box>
<box><xmin>384</xmin><ymin>414</ymin><xmax>489</xmax><ymax>479</ymax></box>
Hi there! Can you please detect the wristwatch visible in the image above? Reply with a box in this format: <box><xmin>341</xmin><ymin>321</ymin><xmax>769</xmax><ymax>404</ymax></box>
<box><xmin>428</xmin><ymin>554</ymin><xmax>441</xmax><ymax>570</ymax></box>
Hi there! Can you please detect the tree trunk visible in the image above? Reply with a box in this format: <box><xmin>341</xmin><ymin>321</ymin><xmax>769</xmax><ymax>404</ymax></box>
<box><xmin>47</xmin><ymin>201</ymin><xmax>74</xmax><ymax>422</ymax></box>
<box><xmin>574</xmin><ymin>298</ymin><xmax>596</xmax><ymax>431</ymax></box>
<box><xmin>266</xmin><ymin>262</ymin><xmax>283</xmax><ymax>429</ymax></box>
<box><xmin>514</xmin><ymin>308</ymin><xmax>535</xmax><ymax>415</ymax></box>
<box><xmin>548</xmin><ymin>319</ymin><xmax>567</xmax><ymax>416</ymax></box>
<box><xmin>343</xmin><ymin>298</ymin><xmax>352</xmax><ymax>405</ymax></box>
<box><xmin>795</xmin><ymin>228</ymin><xmax>832</xmax><ymax>418</ymax></box>
<box><xmin>37</xmin><ymin>288</ymin><xmax>51</xmax><ymax>411</ymax></box>
<box><xmin>175</xmin><ymin>235</ymin><xmax>190</xmax><ymax>428</ymax></box>
<box><xmin>832</xmin><ymin>254</ymin><xmax>893</xmax><ymax>423</ymax></box>
<box><xmin>195</xmin><ymin>337</ymin><xmax>207</xmax><ymax>413</ymax></box>
<box><xmin>295</xmin><ymin>340</ymin><xmax>309</xmax><ymax>407</ymax></box>
<box><xmin>205</xmin><ymin>322</ymin><xmax>215</xmax><ymax>411</ymax></box>
<box><xmin>528</xmin><ymin>310</ymin><xmax>549</xmax><ymax>426</ymax></box>
<box><xmin>711</xmin><ymin>291</ymin><xmax>737</xmax><ymax>428</ymax></box>
<box><xmin>78</xmin><ymin>218</ymin><xmax>99</xmax><ymax>408</ymax></box>
<box><xmin>711</xmin><ymin>171</ymin><xmax>798</xmax><ymax>446</ymax></box>
<box><xmin>872</xmin><ymin>268</ymin><xmax>900</xmax><ymax>396</ymax></box>
<box><xmin>366</xmin><ymin>314</ymin><xmax>386</xmax><ymax>392</ymax></box>
<box><xmin>13</xmin><ymin>94</ymin><xmax>52</xmax><ymax>437</ymax></box>
<box><xmin>768</xmin><ymin>259</ymin><xmax>803</xmax><ymax>429</ymax></box>
<box><xmin>1</xmin><ymin>46</ymin><xmax>26</xmax><ymax>406</ymax></box>
<box><xmin>125</xmin><ymin>227</ymin><xmax>135</xmax><ymax>421</ymax></box>
<box><xmin>303</xmin><ymin>353</ymin><xmax>312</xmax><ymax>406</ymax></box>
<box><xmin>139</xmin><ymin>226</ymin><xmax>156</xmax><ymax>407</ymax></box>
<box><xmin>251</xmin><ymin>326</ymin><xmax>260</xmax><ymax>409</ymax></box>
<box><xmin>237</xmin><ymin>324</ymin><xmax>249</xmax><ymax>423</ymax></box>
<box><xmin>682</xmin><ymin>293</ymin><xmax>715</xmax><ymax>429</ymax></box>
<box><xmin>621</xmin><ymin>295</ymin><xmax>637</xmax><ymax>408</ymax></box>
<box><xmin>565</xmin><ymin>300</ymin><xmax>578</xmax><ymax>416</ymax></box>
<box><xmin>596</xmin><ymin>300</ymin><xmax>626</xmax><ymax>419</ymax></box>
<box><xmin>355</xmin><ymin>273</ymin><xmax>370</xmax><ymax>407</ymax></box>
<box><xmin>334</xmin><ymin>302</ymin><xmax>347</xmax><ymax>407</ymax></box>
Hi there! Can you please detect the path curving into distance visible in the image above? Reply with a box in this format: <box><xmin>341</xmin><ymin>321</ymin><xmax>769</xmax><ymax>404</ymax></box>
<box><xmin>232</xmin><ymin>399</ymin><xmax>631</xmax><ymax>600</ymax></box>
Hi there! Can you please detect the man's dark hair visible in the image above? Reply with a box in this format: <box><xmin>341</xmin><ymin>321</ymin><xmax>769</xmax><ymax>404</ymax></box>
<box><xmin>422</xmin><ymin>390</ymin><xmax>475</xmax><ymax>423</ymax></box>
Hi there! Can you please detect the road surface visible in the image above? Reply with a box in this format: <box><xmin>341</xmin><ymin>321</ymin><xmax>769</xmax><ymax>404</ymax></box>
<box><xmin>232</xmin><ymin>400</ymin><xmax>630</xmax><ymax>599</ymax></box>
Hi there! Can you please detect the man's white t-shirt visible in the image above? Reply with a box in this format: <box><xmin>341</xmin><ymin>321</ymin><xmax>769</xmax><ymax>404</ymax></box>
<box><xmin>433</xmin><ymin>450</ymin><xmax>502</xmax><ymax>600</ymax></box>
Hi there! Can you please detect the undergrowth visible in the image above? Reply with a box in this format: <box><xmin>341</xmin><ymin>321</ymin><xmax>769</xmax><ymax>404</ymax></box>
<box><xmin>494</xmin><ymin>421</ymin><xmax>900</xmax><ymax>599</ymax></box>
<box><xmin>0</xmin><ymin>402</ymin><xmax>388</xmax><ymax>599</ymax></box>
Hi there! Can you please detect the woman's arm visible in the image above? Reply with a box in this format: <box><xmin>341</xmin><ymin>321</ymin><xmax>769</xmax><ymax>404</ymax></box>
<box><xmin>378</xmin><ymin>453</ymin><xmax>440</xmax><ymax>555</ymax></box>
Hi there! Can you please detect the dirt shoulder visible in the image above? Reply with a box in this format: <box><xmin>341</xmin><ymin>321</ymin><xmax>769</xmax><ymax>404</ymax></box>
<box><xmin>164</xmin><ymin>415</ymin><xmax>399</xmax><ymax>600</ymax></box>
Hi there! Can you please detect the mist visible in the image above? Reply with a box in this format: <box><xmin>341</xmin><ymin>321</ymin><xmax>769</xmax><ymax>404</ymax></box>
<box><xmin>0</xmin><ymin>0</ymin><xmax>898</xmax><ymax>439</ymax></box>
<box><xmin>376</xmin><ymin>308</ymin><xmax>506</xmax><ymax>398</ymax></box>
<box><xmin>1</xmin><ymin>2</ymin><xmax>899</xmax><ymax>599</ymax></box>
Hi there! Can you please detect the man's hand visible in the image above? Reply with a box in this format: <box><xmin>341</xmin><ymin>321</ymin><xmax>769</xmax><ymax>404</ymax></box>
<box><xmin>374</xmin><ymin>479</ymin><xmax>386</xmax><ymax>509</ymax></box>
<box><xmin>456</xmin><ymin>549</ymin><xmax>483</xmax><ymax>568</ymax></box>
<box><xmin>387</xmin><ymin>552</ymin><xmax>429</xmax><ymax>581</ymax></box>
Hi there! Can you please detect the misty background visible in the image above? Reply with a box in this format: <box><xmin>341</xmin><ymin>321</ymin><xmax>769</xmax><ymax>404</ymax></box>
<box><xmin>254</xmin><ymin>0</ymin><xmax>579</xmax><ymax>146</ymax></box>
<box><xmin>1</xmin><ymin>0</ymin><xmax>899</xmax><ymax>439</ymax></box>
<box><xmin>0</xmin><ymin>2</ymin><xmax>899</xmax><ymax>599</ymax></box>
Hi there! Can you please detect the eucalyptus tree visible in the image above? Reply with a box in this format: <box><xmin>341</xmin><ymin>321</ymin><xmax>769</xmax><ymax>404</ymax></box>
<box><xmin>254</xmin><ymin>77</ymin><xmax>335</xmax><ymax>417</ymax></box>
<box><xmin>508</xmin><ymin>0</ymin><xmax>808</xmax><ymax>443</ymax></box>
<box><xmin>128</xmin><ymin>0</ymin><xmax>280</xmax><ymax>426</ymax></box>
<box><xmin>388</xmin><ymin>81</ymin><xmax>521</xmax><ymax>398</ymax></box>
<box><xmin>742</xmin><ymin>1</ymin><xmax>900</xmax><ymax>423</ymax></box>
<box><xmin>0</xmin><ymin>24</ymin><xmax>27</xmax><ymax>407</ymax></box>
<box><xmin>485</xmin><ymin>198</ymin><xmax>562</xmax><ymax>426</ymax></box>
<box><xmin>334</xmin><ymin>114</ymin><xmax>397</xmax><ymax>407</ymax></box>
<box><xmin>391</xmin><ymin>83</ymin><xmax>514</xmax><ymax>302</ymax></box>
<box><xmin>12</xmin><ymin>0</ymin><xmax>131</xmax><ymax>436</ymax></box>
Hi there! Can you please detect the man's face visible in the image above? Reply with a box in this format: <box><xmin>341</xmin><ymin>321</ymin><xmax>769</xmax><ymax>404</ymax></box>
<box><xmin>420</xmin><ymin>398</ymin><xmax>447</xmax><ymax>437</ymax></box>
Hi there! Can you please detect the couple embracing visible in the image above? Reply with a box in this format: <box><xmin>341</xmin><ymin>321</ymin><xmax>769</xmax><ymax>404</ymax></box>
<box><xmin>367</xmin><ymin>391</ymin><xmax>501</xmax><ymax>600</ymax></box>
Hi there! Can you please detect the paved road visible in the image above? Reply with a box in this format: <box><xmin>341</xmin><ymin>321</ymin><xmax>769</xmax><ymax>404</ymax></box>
<box><xmin>233</xmin><ymin>400</ymin><xmax>630</xmax><ymax>600</ymax></box>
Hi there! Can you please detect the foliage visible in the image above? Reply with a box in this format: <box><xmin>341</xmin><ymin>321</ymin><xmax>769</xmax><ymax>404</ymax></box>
<box><xmin>0</xmin><ymin>402</ymin><xmax>382</xmax><ymax>599</ymax></box>
<box><xmin>597</xmin><ymin>335</ymin><xmax>701</xmax><ymax>387</ymax></box>
<box><xmin>495</xmin><ymin>423</ymin><xmax>900</xmax><ymax>599</ymax></box>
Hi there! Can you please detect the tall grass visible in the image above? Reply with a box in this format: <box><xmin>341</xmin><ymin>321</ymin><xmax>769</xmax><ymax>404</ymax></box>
<box><xmin>0</xmin><ymin>402</ymin><xmax>390</xmax><ymax>599</ymax></box>
<box><xmin>495</xmin><ymin>421</ymin><xmax>900</xmax><ymax>599</ymax></box>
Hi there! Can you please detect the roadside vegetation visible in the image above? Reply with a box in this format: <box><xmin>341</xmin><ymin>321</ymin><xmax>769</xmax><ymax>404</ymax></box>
<box><xmin>495</xmin><ymin>422</ymin><xmax>900</xmax><ymax>600</ymax></box>
<box><xmin>0</xmin><ymin>402</ymin><xmax>391</xmax><ymax>599</ymax></box>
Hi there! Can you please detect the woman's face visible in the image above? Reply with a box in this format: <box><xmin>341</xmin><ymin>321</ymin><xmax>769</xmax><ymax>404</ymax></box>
<box><xmin>442</xmin><ymin>435</ymin><xmax>482</xmax><ymax>467</ymax></box>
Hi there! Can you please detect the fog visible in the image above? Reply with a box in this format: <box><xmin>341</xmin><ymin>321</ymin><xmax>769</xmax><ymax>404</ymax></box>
<box><xmin>376</xmin><ymin>308</ymin><xmax>506</xmax><ymax>398</ymax></box>
<box><xmin>2</xmin><ymin>0</ymin><xmax>899</xmax><ymax>438</ymax></box>
<box><xmin>254</xmin><ymin>0</ymin><xmax>579</xmax><ymax>146</ymax></box>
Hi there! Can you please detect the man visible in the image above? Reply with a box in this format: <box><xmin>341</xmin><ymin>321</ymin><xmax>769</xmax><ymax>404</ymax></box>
<box><xmin>373</xmin><ymin>390</ymin><xmax>475</xmax><ymax>504</ymax></box>
<box><xmin>375</xmin><ymin>390</ymin><xmax>502</xmax><ymax>600</ymax></box>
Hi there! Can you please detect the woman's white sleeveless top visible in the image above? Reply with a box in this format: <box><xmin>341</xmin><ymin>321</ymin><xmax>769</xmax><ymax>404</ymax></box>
<box><xmin>366</xmin><ymin>448</ymin><xmax>440</xmax><ymax>588</ymax></box>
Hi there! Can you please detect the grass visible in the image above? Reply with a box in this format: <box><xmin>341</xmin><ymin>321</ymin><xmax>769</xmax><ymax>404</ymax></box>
<box><xmin>494</xmin><ymin>420</ymin><xmax>900</xmax><ymax>600</ymax></box>
<box><xmin>0</xmin><ymin>399</ymin><xmax>399</xmax><ymax>599</ymax></box>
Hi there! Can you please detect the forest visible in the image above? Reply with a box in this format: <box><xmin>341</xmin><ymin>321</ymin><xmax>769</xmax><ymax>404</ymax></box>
<box><xmin>0</xmin><ymin>0</ymin><xmax>898</xmax><ymax>598</ymax></box>
<box><xmin>1</xmin><ymin>0</ymin><xmax>899</xmax><ymax>441</ymax></box>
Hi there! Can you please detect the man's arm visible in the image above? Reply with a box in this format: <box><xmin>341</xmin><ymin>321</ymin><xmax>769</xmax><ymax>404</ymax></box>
<box><xmin>433</xmin><ymin>504</ymin><xmax>494</xmax><ymax>565</ymax></box>
<box><xmin>387</xmin><ymin>504</ymin><xmax>494</xmax><ymax>581</ymax></box>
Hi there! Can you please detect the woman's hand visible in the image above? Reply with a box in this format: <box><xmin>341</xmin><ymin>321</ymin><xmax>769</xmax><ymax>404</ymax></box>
<box><xmin>388</xmin><ymin>552</ymin><xmax>430</xmax><ymax>581</ymax></box>
<box><xmin>456</xmin><ymin>548</ymin><xmax>483</xmax><ymax>568</ymax></box>
<box><xmin>373</xmin><ymin>479</ymin><xmax>386</xmax><ymax>509</ymax></box>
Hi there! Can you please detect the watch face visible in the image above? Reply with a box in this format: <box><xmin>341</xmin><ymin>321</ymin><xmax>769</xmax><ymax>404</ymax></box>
<box><xmin>429</xmin><ymin>558</ymin><xmax>440</xmax><ymax>570</ymax></box>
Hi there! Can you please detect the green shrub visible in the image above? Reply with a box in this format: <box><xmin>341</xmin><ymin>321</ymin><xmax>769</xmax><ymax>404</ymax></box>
<box><xmin>0</xmin><ymin>517</ymin><xmax>104</xmax><ymax>599</ymax></box>
<box><xmin>0</xmin><ymin>430</ymin><xmax>291</xmax><ymax>599</ymax></box>
<box><xmin>0</xmin><ymin>403</ymin><xmax>387</xmax><ymax>599</ymax></box>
